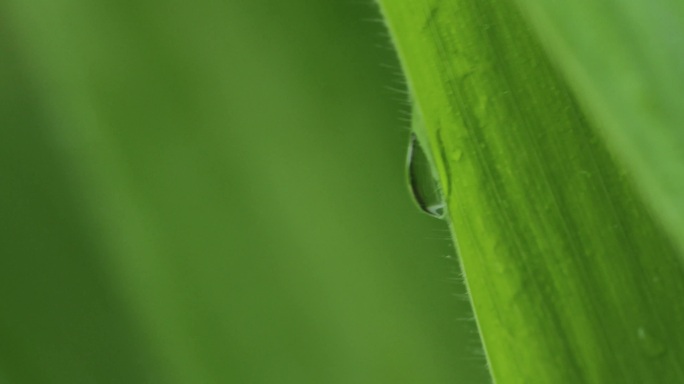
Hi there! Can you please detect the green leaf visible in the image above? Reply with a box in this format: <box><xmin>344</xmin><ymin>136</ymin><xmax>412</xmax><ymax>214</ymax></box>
<box><xmin>379</xmin><ymin>0</ymin><xmax>684</xmax><ymax>383</ymax></box>
<box><xmin>513</xmin><ymin>0</ymin><xmax>684</xmax><ymax>253</ymax></box>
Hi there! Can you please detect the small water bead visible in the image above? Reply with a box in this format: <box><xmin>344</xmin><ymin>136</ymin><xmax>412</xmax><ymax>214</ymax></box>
<box><xmin>406</xmin><ymin>133</ymin><xmax>446</xmax><ymax>219</ymax></box>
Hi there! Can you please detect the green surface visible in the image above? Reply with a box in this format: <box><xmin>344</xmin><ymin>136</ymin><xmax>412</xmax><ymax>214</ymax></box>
<box><xmin>514</xmin><ymin>0</ymin><xmax>684</xmax><ymax>254</ymax></box>
<box><xmin>0</xmin><ymin>1</ymin><xmax>488</xmax><ymax>383</ymax></box>
<box><xmin>379</xmin><ymin>0</ymin><xmax>684</xmax><ymax>383</ymax></box>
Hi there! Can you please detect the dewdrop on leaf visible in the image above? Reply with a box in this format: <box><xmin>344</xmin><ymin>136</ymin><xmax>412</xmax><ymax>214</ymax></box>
<box><xmin>406</xmin><ymin>132</ymin><xmax>446</xmax><ymax>219</ymax></box>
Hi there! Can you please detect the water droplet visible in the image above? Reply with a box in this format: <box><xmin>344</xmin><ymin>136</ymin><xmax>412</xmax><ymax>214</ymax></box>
<box><xmin>407</xmin><ymin>133</ymin><xmax>445</xmax><ymax>219</ymax></box>
<box><xmin>451</xmin><ymin>149</ymin><xmax>463</xmax><ymax>161</ymax></box>
<box><xmin>637</xmin><ymin>326</ymin><xmax>666</xmax><ymax>357</ymax></box>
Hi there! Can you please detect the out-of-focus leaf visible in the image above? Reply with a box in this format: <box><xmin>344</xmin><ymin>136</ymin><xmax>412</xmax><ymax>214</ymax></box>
<box><xmin>0</xmin><ymin>1</ymin><xmax>487</xmax><ymax>383</ymax></box>
<box><xmin>513</xmin><ymin>0</ymin><xmax>684</xmax><ymax>253</ymax></box>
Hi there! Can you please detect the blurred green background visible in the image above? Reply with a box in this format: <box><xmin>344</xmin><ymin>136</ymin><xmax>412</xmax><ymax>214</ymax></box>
<box><xmin>0</xmin><ymin>1</ymin><xmax>487</xmax><ymax>383</ymax></box>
